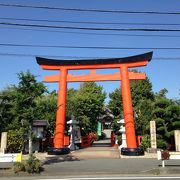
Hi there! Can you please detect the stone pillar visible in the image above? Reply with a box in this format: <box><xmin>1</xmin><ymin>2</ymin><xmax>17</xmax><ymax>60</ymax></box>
<box><xmin>150</xmin><ymin>121</ymin><xmax>157</xmax><ymax>149</ymax></box>
<box><xmin>0</xmin><ymin>132</ymin><xmax>8</xmax><ymax>153</ymax></box>
<box><xmin>174</xmin><ymin>130</ymin><xmax>180</xmax><ymax>151</ymax></box>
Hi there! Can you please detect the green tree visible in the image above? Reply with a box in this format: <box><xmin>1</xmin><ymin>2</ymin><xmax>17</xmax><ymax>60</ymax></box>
<box><xmin>153</xmin><ymin>89</ymin><xmax>180</xmax><ymax>149</ymax></box>
<box><xmin>66</xmin><ymin>88</ymin><xmax>78</xmax><ymax>120</ymax></box>
<box><xmin>130</xmin><ymin>77</ymin><xmax>154</xmax><ymax>135</ymax></box>
<box><xmin>0</xmin><ymin>71</ymin><xmax>47</xmax><ymax>129</ymax></box>
<box><xmin>134</xmin><ymin>99</ymin><xmax>154</xmax><ymax>135</ymax></box>
<box><xmin>16</xmin><ymin>71</ymin><xmax>46</xmax><ymax>121</ymax></box>
<box><xmin>35</xmin><ymin>92</ymin><xmax>57</xmax><ymax>135</ymax></box>
<box><xmin>0</xmin><ymin>71</ymin><xmax>47</xmax><ymax>154</ymax></box>
<box><xmin>16</xmin><ymin>71</ymin><xmax>47</xmax><ymax>154</ymax></box>
<box><xmin>0</xmin><ymin>72</ymin><xmax>47</xmax><ymax>131</ymax></box>
<box><xmin>0</xmin><ymin>86</ymin><xmax>18</xmax><ymax>132</ymax></box>
<box><xmin>7</xmin><ymin>127</ymin><xmax>25</xmax><ymax>153</ymax></box>
<box><xmin>108</xmin><ymin>88</ymin><xmax>123</xmax><ymax>118</ymax></box>
<box><xmin>74</xmin><ymin>82</ymin><xmax>106</xmax><ymax>133</ymax></box>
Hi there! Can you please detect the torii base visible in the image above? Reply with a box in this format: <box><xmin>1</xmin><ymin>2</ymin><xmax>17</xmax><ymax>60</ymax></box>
<box><xmin>121</xmin><ymin>147</ymin><xmax>144</xmax><ymax>156</ymax></box>
<box><xmin>47</xmin><ymin>147</ymin><xmax>70</xmax><ymax>155</ymax></box>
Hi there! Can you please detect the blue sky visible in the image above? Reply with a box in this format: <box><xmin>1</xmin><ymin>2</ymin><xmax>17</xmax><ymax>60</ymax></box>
<box><xmin>0</xmin><ymin>0</ymin><xmax>179</xmax><ymax>101</ymax></box>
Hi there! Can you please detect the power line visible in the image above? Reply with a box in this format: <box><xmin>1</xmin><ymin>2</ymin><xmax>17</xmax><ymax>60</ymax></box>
<box><xmin>0</xmin><ymin>3</ymin><xmax>180</xmax><ymax>15</ymax></box>
<box><xmin>1</xmin><ymin>26</ymin><xmax>180</xmax><ymax>38</ymax></box>
<box><xmin>1</xmin><ymin>43</ymin><xmax>180</xmax><ymax>50</ymax></box>
<box><xmin>0</xmin><ymin>53</ymin><xmax>88</xmax><ymax>59</ymax></box>
<box><xmin>1</xmin><ymin>17</ymin><xmax>180</xmax><ymax>26</ymax></box>
<box><xmin>1</xmin><ymin>22</ymin><xmax>180</xmax><ymax>32</ymax></box>
<box><xmin>0</xmin><ymin>52</ymin><xmax>179</xmax><ymax>60</ymax></box>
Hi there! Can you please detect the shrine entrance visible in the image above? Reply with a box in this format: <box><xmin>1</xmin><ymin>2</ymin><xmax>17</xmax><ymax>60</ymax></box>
<box><xmin>36</xmin><ymin>51</ymin><xmax>153</xmax><ymax>156</ymax></box>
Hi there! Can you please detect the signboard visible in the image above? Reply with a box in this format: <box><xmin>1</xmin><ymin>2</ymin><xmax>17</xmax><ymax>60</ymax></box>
<box><xmin>97</xmin><ymin>122</ymin><xmax>102</xmax><ymax>136</ymax></box>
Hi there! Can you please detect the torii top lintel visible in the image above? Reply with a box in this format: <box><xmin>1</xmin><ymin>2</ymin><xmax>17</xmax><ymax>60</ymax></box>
<box><xmin>36</xmin><ymin>51</ymin><xmax>153</xmax><ymax>70</ymax></box>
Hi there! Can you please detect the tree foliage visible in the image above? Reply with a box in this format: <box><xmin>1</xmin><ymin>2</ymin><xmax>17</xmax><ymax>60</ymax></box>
<box><xmin>129</xmin><ymin>77</ymin><xmax>154</xmax><ymax>134</ymax></box>
<box><xmin>0</xmin><ymin>71</ymin><xmax>47</xmax><ymax>132</ymax></box>
<box><xmin>35</xmin><ymin>92</ymin><xmax>57</xmax><ymax>135</ymax></box>
<box><xmin>153</xmin><ymin>89</ymin><xmax>180</xmax><ymax>149</ymax></box>
<box><xmin>108</xmin><ymin>88</ymin><xmax>123</xmax><ymax>118</ymax></box>
<box><xmin>7</xmin><ymin>127</ymin><xmax>25</xmax><ymax>153</ymax></box>
<box><xmin>0</xmin><ymin>71</ymin><xmax>47</xmax><ymax>153</ymax></box>
<box><xmin>66</xmin><ymin>88</ymin><xmax>78</xmax><ymax>120</ymax></box>
<box><xmin>16</xmin><ymin>71</ymin><xmax>47</xmax><ymax>124</ymax></box>
<box><xmin>0</xmin><ymin>86</ymin><xmax>18</xmax><ymax>131</ymax></box>
<box><xmin>74</xmin><ymin>82</ymin><xmax>106</xmax><ymax>132</ymax></box>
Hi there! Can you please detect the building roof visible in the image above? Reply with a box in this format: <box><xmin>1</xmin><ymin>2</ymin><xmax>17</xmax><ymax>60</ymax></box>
<box><xmin>36</xmin><ymin>51</ymin><xmax>153</xmax><ymax>66</ymax></box>
<box><xmin>98</xmin><ymin>107</ymin><xmax>114</xmax><ymax>123</ymax></box>
<box><xmin>33</xmin><ymin>120</ymin><xmax>49</xmax><ymax>127</ymax></box>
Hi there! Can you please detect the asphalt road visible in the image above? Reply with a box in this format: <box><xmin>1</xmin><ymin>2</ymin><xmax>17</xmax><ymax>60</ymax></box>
<box><xmin>39</xmin><ymin>177</ymin><xmax>180</xmax><ymax>180</ymax></box>
<box><xmin>0</xmin><ymin>158</ymin><xmax>180</xmax><ymax>179</ymax></box>
<box><xmin>0</xmin><ymin>175</ymin><xmax>180</xmax><ymax>180</ymax></box>
<box><xmin>42</xmin><ymin>158</ymin><xmax>180</xmax><ymax>175</ymax></box>
<box><xmin>43</xmin><ymin>158</ymin><xmax>158</xmax><ymax>175</ymax></box>
<box><xmin>0</xmin><ymin>162</ymin><xmax>12</xmax><ymax>169</ymax></box>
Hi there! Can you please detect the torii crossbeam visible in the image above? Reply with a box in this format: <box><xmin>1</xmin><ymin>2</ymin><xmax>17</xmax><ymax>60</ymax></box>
<box><xmin>36</xmin><ymin>51</ymin><xmax>153</xmax><ymax>156</ymax></box>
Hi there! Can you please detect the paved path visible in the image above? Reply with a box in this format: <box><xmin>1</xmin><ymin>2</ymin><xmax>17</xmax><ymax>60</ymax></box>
<box><xmin>70</xmin><ymin>138</ymin><xmax>120</xmax><ymax>159</ymax></box>
<box><xmin>71</xmin><ymin>146</ymin><xmax>120</xmax><ymax>159</ymax></box>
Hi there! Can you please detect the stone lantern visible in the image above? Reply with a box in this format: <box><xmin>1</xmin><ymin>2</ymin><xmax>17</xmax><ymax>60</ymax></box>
<box><xmin>118</xmin><ymin>119</ymin><xmax>127</xmax><ymax>150</ymax></box>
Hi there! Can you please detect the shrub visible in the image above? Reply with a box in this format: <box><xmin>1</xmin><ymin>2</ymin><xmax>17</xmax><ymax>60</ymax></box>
<box><xmin>140</xmin><ymin>135</ymin><xmax>151</xmax><ymax>150</ymax></box>
<box><xmin>7</xmin><ymin>128</ymin><xmax>25</xmax><ymax>153</ymax></box>
<box><xmin>24</xmin><ymin>154</ymin><xmax>43</xmax><ymax>174</ymax></box>
<box><xmin>117</xmin><ymin>134</ymin><xmax>122</xmax><ymax>145</ymax></box>
<box><xmin>157</xmin><ymin>138</ymin><xmax>168</xmax><ymax>150</ymax></box>
<box><xmin>13</xmin><ymin>154</ymin><xmax>43</xmax><ymax>174</ymax></box>
<box><xmin>13</xmin><ymin>162</ymin><xmax>25</xmax><ymax>173</ymax></box>
<box><xmin>140</xmin><ymin>135</ymin><xmax>168</xmax><ymax>150</ymax></box>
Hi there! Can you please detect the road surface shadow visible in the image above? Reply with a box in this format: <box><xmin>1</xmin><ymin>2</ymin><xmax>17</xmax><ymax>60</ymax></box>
<box><xmin>158</xmin><ymin>164</ymin><xmax>180</xmax><ymax>167</ymax></box>
<box><xmin>43</xmin><ymin>154</ymin><xmax>80</xmax><ymax>165</ymax></box>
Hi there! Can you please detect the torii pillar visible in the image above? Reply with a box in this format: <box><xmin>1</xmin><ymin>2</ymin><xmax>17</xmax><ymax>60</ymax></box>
<box><xmin>36</xmin><ymin>51</ymin><xmax>153</xmax><ymax>155</ymax></box>
<box><xmin>55</xmin><ymin>67</ymin><xmax>68</xmax><ymax>149</ymax></box>
<box><xmin>121</xmin><ymin>65</ymin><xmax>137</xmax><ymax>149</ymax></box>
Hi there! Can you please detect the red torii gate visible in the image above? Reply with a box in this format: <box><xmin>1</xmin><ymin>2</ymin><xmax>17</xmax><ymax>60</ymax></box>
<box><xmin>36</xmin><ymin>51</ymin><xmax>153</xmax><ymax>155</ymax></box>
